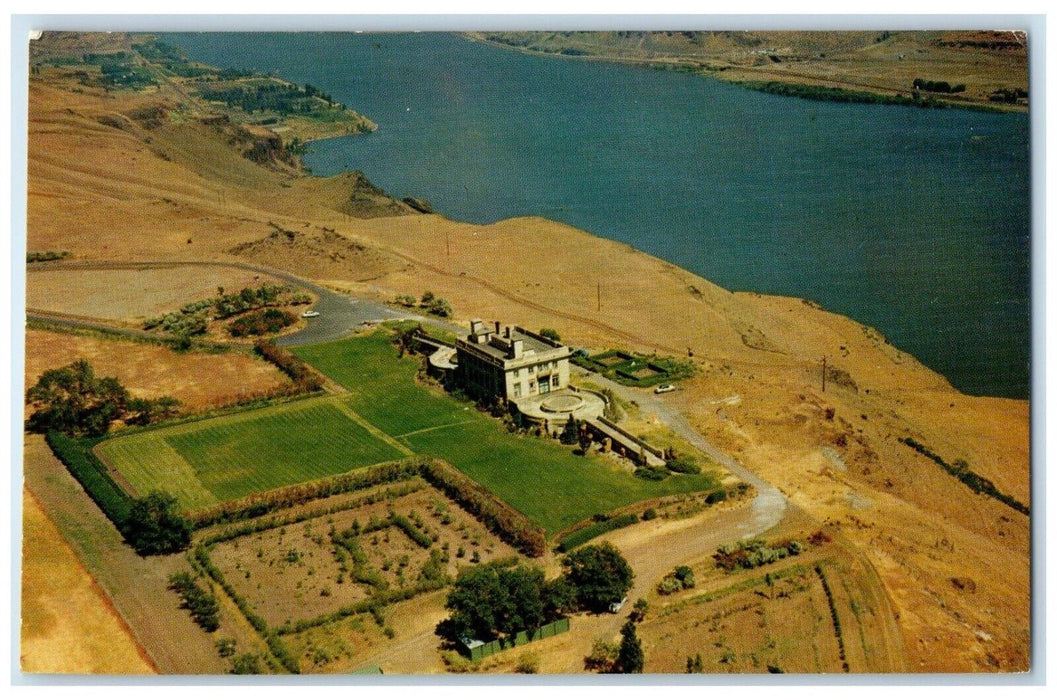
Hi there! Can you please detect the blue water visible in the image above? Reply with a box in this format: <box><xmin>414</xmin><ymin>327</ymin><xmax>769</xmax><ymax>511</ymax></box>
<box><xmin>169</xmin><ymin>32</ymin><xmax>1031</xmax><ymax>399</ymax></box>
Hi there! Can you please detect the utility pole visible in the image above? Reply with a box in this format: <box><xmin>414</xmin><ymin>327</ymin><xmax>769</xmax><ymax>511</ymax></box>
<box><xmin>597</xmin><ymin>282</ymin><xmax>601</xmax><ymax>312</ymax></box>
<box><xmin>446</xmin><ymin>231</ymin><xmax>450</xmax><ymax>257</ymax></box>
<box><xmin>821</xmin><ymin>356</ymin><xmax>827</xmax><ymax>393</ymax></box>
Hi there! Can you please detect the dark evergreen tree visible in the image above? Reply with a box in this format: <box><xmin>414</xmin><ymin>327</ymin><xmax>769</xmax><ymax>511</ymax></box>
<box><xmin>615</xmin><ymin>620</ymin><xmax>644</xmax><ymax>673</ymax></box>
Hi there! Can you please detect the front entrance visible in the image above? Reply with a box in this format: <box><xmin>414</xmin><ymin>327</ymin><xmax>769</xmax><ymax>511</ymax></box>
<box><xmin>538</xmin><ymin>375</ymin><xmax>551</xmax><ymax>394</ymax></box>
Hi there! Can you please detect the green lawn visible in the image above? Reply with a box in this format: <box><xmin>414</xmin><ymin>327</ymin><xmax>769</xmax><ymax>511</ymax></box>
<box><xmin>98</xmin><ymin>397</ymin><xmax>403</xmax><ymax>509</ymax></box>
<box><xmin>295</xmin><ymin>331</ymin><xmax>718</xmax><ymax>533</ymax></box>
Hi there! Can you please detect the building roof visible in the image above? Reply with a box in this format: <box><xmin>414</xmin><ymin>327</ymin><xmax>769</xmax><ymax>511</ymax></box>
<box><xmin>459</xmin><ymin>321</ymin><xmax>568</xmax><ymax>364</ymax></box>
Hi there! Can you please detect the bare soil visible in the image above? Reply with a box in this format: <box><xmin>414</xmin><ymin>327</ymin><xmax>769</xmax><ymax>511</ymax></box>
<box><xmin>25</xmin><ymin>327</ymin><xmax>292</xmax><ymax>411</ymax></box>
<box><xmin>26</xmin><ymin>265</ymin><xmax>291</xmax><ymax>323</ymax></box>
<box><xmin>209</xmin><ymin>487</ymin><xmax>515</xmax><ymax>631</ymax></box>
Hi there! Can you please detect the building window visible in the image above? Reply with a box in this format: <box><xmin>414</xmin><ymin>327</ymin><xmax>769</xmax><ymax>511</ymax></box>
<box><xmin>513</xmin><ymin>384</ymin><xmax>522</xmax><ymax>398</ymax></box>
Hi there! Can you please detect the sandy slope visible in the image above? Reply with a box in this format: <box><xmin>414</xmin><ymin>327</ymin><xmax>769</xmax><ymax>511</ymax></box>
<box><xmin>23</xmin><ymin>41</ymin><xmax>1031</xmax><ymax>673</ymax></box>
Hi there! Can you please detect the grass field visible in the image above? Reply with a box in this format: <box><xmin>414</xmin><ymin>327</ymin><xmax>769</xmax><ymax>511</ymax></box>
<box><xmin>98</xmin><ymin>397</ymin><xmax>403</xmax><ymax>510</ymax></box>
<box><xmin>295</xmin><ymin>331</ymin><xmax>718</xmax><ymax>533</ymax></box>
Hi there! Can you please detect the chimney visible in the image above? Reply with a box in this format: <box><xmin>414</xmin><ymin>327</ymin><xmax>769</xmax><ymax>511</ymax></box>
<box><xmin>494</xmin><ymin>320</ymin><xmax>501</xmax><ymax>334</ymax></box>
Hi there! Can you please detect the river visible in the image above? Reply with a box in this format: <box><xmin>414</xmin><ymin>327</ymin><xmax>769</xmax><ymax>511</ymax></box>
<box><xmin>169</xmin><ymin>32</ymin><xmax>1031</xmax><ymax>399</ymax></box>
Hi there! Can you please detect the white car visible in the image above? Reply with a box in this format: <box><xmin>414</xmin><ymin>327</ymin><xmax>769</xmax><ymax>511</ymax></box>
<box><xmin>301</xmin><ymin>310</ymin><xmax>321</xmax><ymax>318</ymax></box>
<box><xmin>654</xmin><ymin>384</ymin><xmax>675</xmax><ymax>394</ymax></box>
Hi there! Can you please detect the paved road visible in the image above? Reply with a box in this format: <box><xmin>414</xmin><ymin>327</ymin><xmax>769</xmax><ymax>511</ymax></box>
<box><xmin>27</xmin><ymin>258</ymin><xmax>465</xmax><ymax>348</ymax></box>
<box><xmin>577</xmin><ymin>369</ymin><xmax>787</xmax><ymax>535</ymax></box>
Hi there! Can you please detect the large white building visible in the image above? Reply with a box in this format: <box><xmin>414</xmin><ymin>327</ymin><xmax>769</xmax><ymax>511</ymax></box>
<box><xmin>455</xmin><ymin>320</ymin><xmax>571</xmax><ymax>402</ymax></box>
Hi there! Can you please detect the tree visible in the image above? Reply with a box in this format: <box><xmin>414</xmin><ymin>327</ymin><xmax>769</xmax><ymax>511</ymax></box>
<box><xmin>615</xmin><ymin>620</ymin><xmax>644</xmax><ymax>673</ymax></box>
<box><xmin>123</xmin><ymin>491</ymin><xmax>192</xmax><ymax>555</ymax></box>
<box><xmin>538</xmin><ymin>328</ymin><xmax>561</xmax><ymax>342</ymax></box>
<box><xmin>445</xmin><ymin>564</ymin><xmax>550</xmax><ymax>642</ymax></box>
<box><xmin>543</xmin><ymin>576</ymin><xmax>578</xmax><ymax>619</ymax></box>
<box><xmin>26</xmin><ymin>359</ymin><xmax>125</xmax><ymax>436</ymax></box>
<box><xmin>559</xmin><ymin>418</ymin><xmax>579</xmax><ymax>445</ymax></box>
<box><xmin>561</xmin><ymin>542</ymin><xmax>634</xmax><ymax>613</ymax></box>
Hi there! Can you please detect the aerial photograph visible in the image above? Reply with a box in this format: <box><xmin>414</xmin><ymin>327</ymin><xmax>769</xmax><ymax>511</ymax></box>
<box><xmin>18</xmin><ymin>26</ymin><xmax>1031</xmax><ymax>676</ymax></box>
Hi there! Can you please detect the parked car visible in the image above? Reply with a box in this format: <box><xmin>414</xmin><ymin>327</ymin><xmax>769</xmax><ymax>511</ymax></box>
<box><xmin>654</xmin><ymin>384</ymin><xmax>675</xmax><ymax>394</ymax></box>
<box><xmin>301</xmin><ymin>310</ymin><xmax>321</xmax><ymax>318</ymax></box>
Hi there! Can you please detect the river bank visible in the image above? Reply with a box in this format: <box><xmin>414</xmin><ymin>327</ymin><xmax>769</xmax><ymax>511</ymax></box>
<box><xmin>464</xmin><ymin>30</ymin><xmax>1029</xmax><ymax>113</ymax></box>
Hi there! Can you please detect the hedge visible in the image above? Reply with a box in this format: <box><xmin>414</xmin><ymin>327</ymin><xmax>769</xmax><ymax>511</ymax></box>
<box><xmin>417</xmin><ymin>458</ymin><xmax>546</xmax><ymax>557</ymax></box>
<box><xmin>557</xmin><ymin>513</ymin><xmax>639</xmax><ymax>552</ymax></box>
<box><xmin>46</xmin><ymin>430</ymin><xmax>133</xmax><ymax>527</ymax></box>
<box><xmin>899</xmin><ymin>437</ymin><xmax>1029</xmax><ymax>516</ymax></box>
<box><xmin>187</xmin><ymin>459</ymin><xmax>422</xmax><ymax>528</ymax></box>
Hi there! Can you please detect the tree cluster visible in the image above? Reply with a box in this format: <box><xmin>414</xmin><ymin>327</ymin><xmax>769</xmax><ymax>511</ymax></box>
<box><xmin>125</xmin><ymin>491</ymin><xmax>192</xmax><ymax>555</ymax></box>
<box><xmin>444</xmin><ymin>543</ymin><xmax>634</xmax><ymax>645</ymax></box>
<box><xmin>168</xmin><ymin>571</ymin><xmax>220</xmax><ymax>631</ymax></box>
<box><xmin>26</xmin><ymin>359</ymin><xmax>180</xmax><ymax>437</ymax></box>
<box><xmin>912</xmin><ymin>78</ymin><xmax>967</xmax><ymax>94</ymax></box>
<box><xmin>445</xmin><ymin>564</ymin><xmax>573</xmax><ymax>642</ymax></box>
<box><xmin>228</xmin><ymin>307</ymin><xmax>295</xmax><ymax>337</ymax></box>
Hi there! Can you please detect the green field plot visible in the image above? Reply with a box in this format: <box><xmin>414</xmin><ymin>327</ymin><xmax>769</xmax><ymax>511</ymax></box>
<box><xmin>97</xmin><ymin>434</ymin><xmax>219</xmax><ymax>511</ymax></box>
<box><xmin>99</xmin><ymin>398</ymin><xmax>403</xmax><ymax>509</ymax></box>
<box><xmin>296</xmin><ymin>331</ymin><xmax>718</xmax><ymax>533</ymax></box>
<box><xmin>293</xmin><ymin>332</ymin><xmax>472</xmax><ymax>435</ymax></box>
<box><xmin>402</xmin><ymin>421</ymin><xmax>716</xmax><ymax>533</ymax></box>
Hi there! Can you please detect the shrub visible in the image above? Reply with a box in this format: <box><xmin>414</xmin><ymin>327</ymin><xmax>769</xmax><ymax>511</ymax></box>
<box><xmin>168</xmin><ymin>571</ymin><xmax>220</xmax><ymax>631</ymax></box>
<box><xmin>230</xmin><ymin>654</ymin><xmax>261</xmax><ymax>675</ymax></box>
<box><xmin>584</xmin><ymin>638</ymin><xmax>619</xmax><ymax>672</ymax></box>
<box><xmin>557</xmin><ymin>513</ymin><xmax>638</xmax><ymax>552</ymax></box>
<box><xmin>656</xmin><ymin>565</ymin><xmax>695</xmax><ymax>595</ymax></box>
<box><xmin>515</xmin><ymin>652</ymin><xmax>540</xmax><ymax>674</ymax></box>
<box><xmin>642</xmin><ymin>507</ymin><xmax>658</xmax><ymax>521</ymax></box>
<box><xmin>228</xmin><ymin>308</ymin><xmax>295</xmax><ymax>337</ymax></box>
<box><xmin>665</xmin><ymin>455</ymin><xmax>701</xmax><ymax>474</ymax></box>
<box><xmin>538</xmin><ymin>328</ymin><xmax>561</xmax><ymax>342</ymax></box>
<box><xmin>634</xmin><ymin>466</ymin><xmax>667</xmax><ymax>481</ymax></box>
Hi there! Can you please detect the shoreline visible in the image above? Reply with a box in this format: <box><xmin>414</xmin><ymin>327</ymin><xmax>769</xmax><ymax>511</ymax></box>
<box><xmin>462</xmin><ymin>32</ymin><xmax>1028</xmax><ymax>115</ymax></box>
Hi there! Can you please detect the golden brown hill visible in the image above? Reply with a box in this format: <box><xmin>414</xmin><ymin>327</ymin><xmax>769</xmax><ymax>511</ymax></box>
<box><xmin>24</xmin><ymin>39</ymin><xmax>1030</xmax><ymax>673</ymax></box>
<box><xmin>468</xmin><ymin>30</ymin><xmax>1029</xmax><ymax>110</ymax></box>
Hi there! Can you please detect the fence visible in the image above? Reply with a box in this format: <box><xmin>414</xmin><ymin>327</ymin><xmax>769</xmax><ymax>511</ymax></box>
<box><xmin>460</xmin><ymin>618</ymin><xmax>571</xmax><ymax>661</ymax></box>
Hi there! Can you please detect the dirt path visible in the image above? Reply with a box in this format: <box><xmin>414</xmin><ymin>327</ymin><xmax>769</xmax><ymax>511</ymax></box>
<box><xmin>22</xmin><ymin>434</ymin><xmax>226</xmax><ymax>674</ymax></box>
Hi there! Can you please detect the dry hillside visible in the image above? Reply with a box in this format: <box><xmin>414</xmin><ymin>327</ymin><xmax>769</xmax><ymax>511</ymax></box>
<box><xmin>24</xmin><ymin>32</ymin><xmax>1031</xmax><ymax>673</ymax></box>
